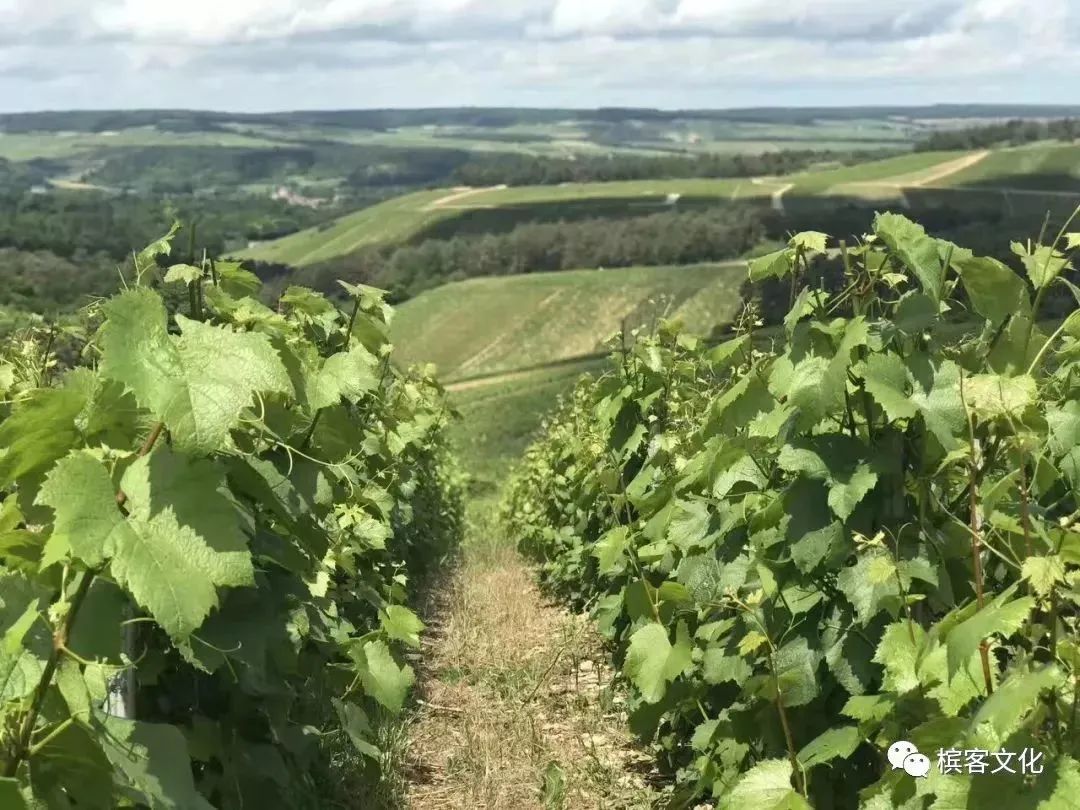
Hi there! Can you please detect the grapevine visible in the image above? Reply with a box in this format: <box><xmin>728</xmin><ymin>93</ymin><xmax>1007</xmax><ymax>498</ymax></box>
<box><xmin>504</xmin><ymin>212</ymin><xmax>1080</xmax><ymax>808</ymax></box>
<box><xmin>0</xmin><ymin>227</ymin><xmax>464</xmax><ymax>807</ymax></box>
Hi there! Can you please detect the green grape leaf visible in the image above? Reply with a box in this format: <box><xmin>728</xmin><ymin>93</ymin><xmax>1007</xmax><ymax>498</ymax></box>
<box><xmin>778</xmin><ymin>438</ymin><xmax>877</xmax><ymax>521</ymax></box>
<box><xmin>909</xmin><ymin>359</ymin><xmax>966</xmax><ymax>452</ymax></box>
<box><xmin>719</xmin><ymin>758</ymin><xmax>806</xmax><ymax>810</ymax></box>
<box><xmin>0</xmin><ymin>387</ymin><xmax>85</xmax><ymax>487</ymax></box>
<box><xmin>38</xmin><ymin>449</ymin><xmax>253</xmax><ymax>640</ymax></box>
<box><xmin>823</xmin><ymin>619</ymin><xmax>876</xmax><ymax>695</ymax></box>
<box><xmin>37</xmin><ymin>451</ymin><xmax>127</xmax><ymax>568</ymax></box>
<box><xmin>774</xmin><ymin>637</ymin><xmax>819</xmax><ymax>708</ymax></box>
<box><xmin>215</xmin><ymin>262</ymin><xmax>262</xmax><ymax>298</ymax></box>
<box><xmin>0</xmin><ymin>573</ymin><xmax>50</xmax><ymax>703</ymax></box>
<box><xmin>667</xmin><ymin>500</ymin><xmax>711</xmax><ymax>552</ymax></box>
<box><xmin>798</xmin><ymin>725</ymin><xmax>860</xmax><ymax>768</ymax></box>
<box><xmin>749</xmin><ymin>249</ymin><xmax>792</xmax><ymax>282</ymax></box>
<box><xmin>332</xmin><ymin>699</ymin><xmax>380</xmax><ymax>760</ymax></box>
<box><xmin>791</xmin><ymin>522</ymin><xmax>844</xmax><ymax>574</ymax></box>
<box><xmin>0</xmin><ymin>602</ymin><xmax>45</xmax><ymax>703</ymax></box>
<box><xmin>964</xmin><ymin>374</ymin><xmax>1038</xmax><ymax>423</ymax></box>
<box><xmin>874</xmin><ymin>212</ymin><xmax>947</xmax><ymax>303</ymax></box>
<box><xmin>1012</xmin><ymin>241</ymin><xmax>1070</xmax><ymax>290</ymax></box>
<box><xmin>838</xmin><ymin>553</ymin><xmax>900</xmax><ymax>624</ymax></box>
<box><xmin>30</xmin><ymin>718</ymin><xmax>114</xmax><ymax>806</ymax></box>
<box><xmin>163</xmin><ymin>263</ymin><xmax>203</xmax><ymax>285</ymax></box>
<box><xmin>308</xmin><ymin>344</ymin><xmax>379</xmax><ymax>411</ymax></box>
<box><xmin>99</xmin><ymin>288</ymin><xmax>292</xmax><ymax>453</ymax></box>
<box><xmin>970</xmin><ymin>665</ymin><xmax>1062</xmax><ymax>744</ymax></box>
<box><xmin>842</xmin><ymin>694</ymin><xmax>896</xmax><ymax>725</ymax></box>
<box><xmin>360</xmin><ymin>639</ymin><xmax>415</xmax><ymax>714</ymax></box>
<box><xmin>703</xmin><ymin>650</ymin><xmax>752</xmax><ymax>686</ymax></box>
<box><xmin>955</xmin><ymin>255</ymin><xmax>1029</xmax><ymax>324</ymax></box>
<box><xmin>624</xmin><ymin>621</ymin><xmax>692</xmax><ymax>704</ymax></box>
<box><xmin>874</xmin><ymin>621</ymin><xmax>926</xmax><ymax>695</ymax></box>
<box><xmin>789</xmin><ymin>231</ymin><xmax>829</xmax><ymax>253</ymax></box>
<box><xmin>691</xmin><ymin>718</ymin><xmax>720</xmax><ymax>751</ymax></box>
<box><xmin>919</xmin><ymin>640</ymin><xmax>991</xmax><ymax>716</ymax></box>
<box><xmin>861</xmin><ymin>353</ymin><xmax>918</xmax><ymax>421</ymax></box>
<box><xmin>593</xmin><ymin>525</ymin><xmax>631</xmax><ymax>574</ymax></box>
<box><xmin>380</xmin><ymin>605</ymin><xmax>425</xmax><ymax>649</ymax></box>
<box><xmin>94</xmin><ymin>712</ymin><xmax>214</xmax><ymax>810</ymax></box>
<box><xmin>828</xmin><ymin>464</ymin><xmax>878</xmax><ymax>522</ymax></box>
<box><xmin>945</xmin><ymin>590</ymin><xmax>1034</xmax><ymax>680</ymax></box>
<box><xmin>1022</xmin><ymin>555</ymin><xmax>1066</xmax><ymax>599</ymax></box>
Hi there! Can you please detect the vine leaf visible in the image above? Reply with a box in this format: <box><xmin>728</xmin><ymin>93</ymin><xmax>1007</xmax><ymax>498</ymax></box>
<box><xmin>358</xmin><ymin>639</ymin><xmax>415</xmax><ymax>714</ymax></box>
<box><xmin>624</xmin><ymin>621</ymin><xmax>692</xmax><ymax>704</ymax></box>
<box><xmin>874</xmin><ymin>213</ymin><xmax>951</xmax><ymax>304</ymax></box>
<box><xmin>874</xmin><ymin>622</ymin><xmax>925</xmax><ymax>695</ymax></box>
<box><xmin>163</xmin><ymin>264</ymin><xmax>203</xmax><ymax>285</ymax></box>
<box><xmin>719</xmin><ymin>758</ymin><xmax>809</xmax><ymax>810</ymax></box>
<box><xmin>1021</xmin><ymin>555</ymin><xmax>1066</xmax><ymax>599</ymax></box>
<box><xmin>593</xmin><ymin>525</ymin><xmax>631</xmax><ymax>574</ymax></box>
<box><xmin>0</xmin><ymin>601</ymin><xmax>45</xmax><ymax>703</ymax></box>
<box><xmin>39</xmin><ymin>449</ymin><xmax>254</xmax><ymax>641</ymax></box>
<box><xmin>861</xmin><ymin>353</ymin><xmax>918</xmax><ymax>422</ymax></box>
<box><xmin>955</xmin><ymin>255</ymin><xmax>1029</xmax><ymax>325</ymax></box>
<box><xmin>908</xmin><ymin>359</ymin><xmax>966</xmax><ymax>452</ymax></box>
<box><xmin>703</xmin><ymin>650</ymin><xmax>752</xmax><ymax>686</ymax></box>
<box><xmin>838</xmin><ymin>553</ymin><xmax>900</xmax><ymax>625</ymax></box>
<box><xmin>333</xmin><ymin>699</ymin><xmax>380</xmax><ymax>760</ymax></box>
<box><xmin>38</xmin><ymin>451</ymin><xmax>130</xmax><ymax>568</ymax></box>
<box><xmin>964</xmin><ymin>374</ymin><xmax>1038</xmax><ymax>423</ymax></box>
<box><xmin>380</xmin><ymin>605</ymin><xmax>425</xmax><ymax>649</ymax></box>
<box><xmin>94</xmin><ymin>712</ymin><xmax>214</xmax><ymax>810</ymax></box>
<box><xmin>99</xmin><ymin>288</ymin><xmax>292</xmax><ymax>453</ymax></box>
<box><xmin>0</xmin><ymin>387</ymin><xmax>85</xmax><ymax>487</ymax></box>
<box><xmin>945</xmin><ymin>590</ymin><xmax>1034</xmax><ymax>679</ymax></box>
<box><xmin>307</xmin><ymin>343</ymin><xmax>379</xmax><ymax>411</ymax></box>
<box><xmin>970</xmin><ymin>665</ymin><xmax>1062</xmax><ymax>745</ymax></box>
<box><xmin>797</xmin><ymin>726</ymin><xmax>860</xmax><ymax>769</ymax></box>
<box><xmin>1012</xmin><ymin>241</ymin><xmax>1070</xmax><ymax>290</ymax></box>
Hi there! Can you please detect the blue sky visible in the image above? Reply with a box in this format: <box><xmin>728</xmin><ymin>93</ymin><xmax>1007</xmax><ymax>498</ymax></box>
<box><xmin>0</xmin><ymin>0</ymin><xmax>1076</xmax><ymax>112</ymax></box>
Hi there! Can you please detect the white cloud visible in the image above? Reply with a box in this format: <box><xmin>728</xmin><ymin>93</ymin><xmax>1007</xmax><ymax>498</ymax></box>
<box><xmin>0</xmin><ymin>0</ymin><xmax>1077</xmax><ymax>110</ymax></box>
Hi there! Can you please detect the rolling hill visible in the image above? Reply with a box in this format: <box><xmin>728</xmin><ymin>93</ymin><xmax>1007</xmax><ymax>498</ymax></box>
<box><xmin>390</xmin><ymin>261</ymin><xmax>746</xmax><ymax>382</ymax></box>
<box><xmin>389</xmin><ymin>261</ymin><xmax>749</xmax><ymax>488</ymax></box>
<box><xmin>235</xmin><ymin>150</ymin><xmax>980</xmax><ymax>266</ymax></box>
<box><xmin>235</xmin><ymin>142</ymin><xmax>1080</xmax><ymax>268</ymax></box>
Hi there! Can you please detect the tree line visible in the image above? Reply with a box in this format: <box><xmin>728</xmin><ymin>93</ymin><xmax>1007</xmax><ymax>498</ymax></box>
<box><xmin>449</xmin><ymin>148</ymin><xmax>893</xmax><ymax>187</ymax></box>
<box><xmin>270</xmin><ymin>205</ymin><xmax>772</xmax><ymax>301</ymax></box>
<box><xmin>915</xmin><ymin>117</ymin><xmax>1080</xmax><ymax>151</ymax></box>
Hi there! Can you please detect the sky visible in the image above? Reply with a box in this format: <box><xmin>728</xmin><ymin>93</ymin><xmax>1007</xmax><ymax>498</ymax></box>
<box><xmin>0</xmin><ymin>0</ymin><xmax>1078</xmax><ymax>112</ymax></box>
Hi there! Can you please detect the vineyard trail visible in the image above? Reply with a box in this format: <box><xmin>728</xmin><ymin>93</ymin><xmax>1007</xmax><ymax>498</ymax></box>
<box><xmin>405</xmin><ymin>519</ymin><xmax>659</xmax><ymax>809</ymax></box>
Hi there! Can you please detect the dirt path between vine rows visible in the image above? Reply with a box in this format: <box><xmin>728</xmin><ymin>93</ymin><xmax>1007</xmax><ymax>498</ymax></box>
<box><xmin>403</xmin><ymin>531</ymin><xmax>659</xmax><ymax>809</ymax></box>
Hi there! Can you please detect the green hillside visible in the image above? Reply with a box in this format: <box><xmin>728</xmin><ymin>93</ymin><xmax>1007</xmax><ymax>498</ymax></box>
<box><xmin>391</xmin><ymin>262</ymin><xmax>745</xmax><ymax>382</ymax></box>
<box><xmin>447</xmin><ymin>358</ymin><xmax>604</xmax><ymax>490</ymax></box>
<box><xmin>937</xmin><ymin>141</ymin><xmax>1080</xmax><ymax>191</ymax></box>
<box><xmin>234</xmin><ymin>189</ymin><xmax>457</xmax><ymax>265</ymax></box>
<box><xmin>235</xmin><ymin>144</ymin><xmax>1080</xmax><ymax>269</ymax></box>
<box><xmin>236</xmin><ymin>150</ymin><xmax>988</xmax><ymax>267</ymax></box>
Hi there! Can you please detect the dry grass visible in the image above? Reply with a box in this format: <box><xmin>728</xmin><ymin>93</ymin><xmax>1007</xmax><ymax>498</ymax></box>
<box><xmin>405</xmin><ymin>529</ymin><xmax>657</xmax><ymax>809</ymax></box>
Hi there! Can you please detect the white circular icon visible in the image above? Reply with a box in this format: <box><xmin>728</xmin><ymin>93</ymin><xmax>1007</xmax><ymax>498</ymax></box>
<box><xmin>903</xmin><ymin>752</ymin><xmax>931</xmax><ymax>778</ymax></box>
<box><xmin>887</xmin><ymin>740</ymin><xmax>919</xmax><ymax>770</ymax></box>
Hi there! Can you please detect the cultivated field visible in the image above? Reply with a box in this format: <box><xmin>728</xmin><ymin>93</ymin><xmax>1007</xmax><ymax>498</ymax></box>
<box><xmin>238</xmin><ymin>147</ymin><xmax>1040</xmax><ymax>267</ymax></box>
<box><xmin>391</xmin><ymin>262</ymin><xmax>746</xmax><ymax>381</ymax></box>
